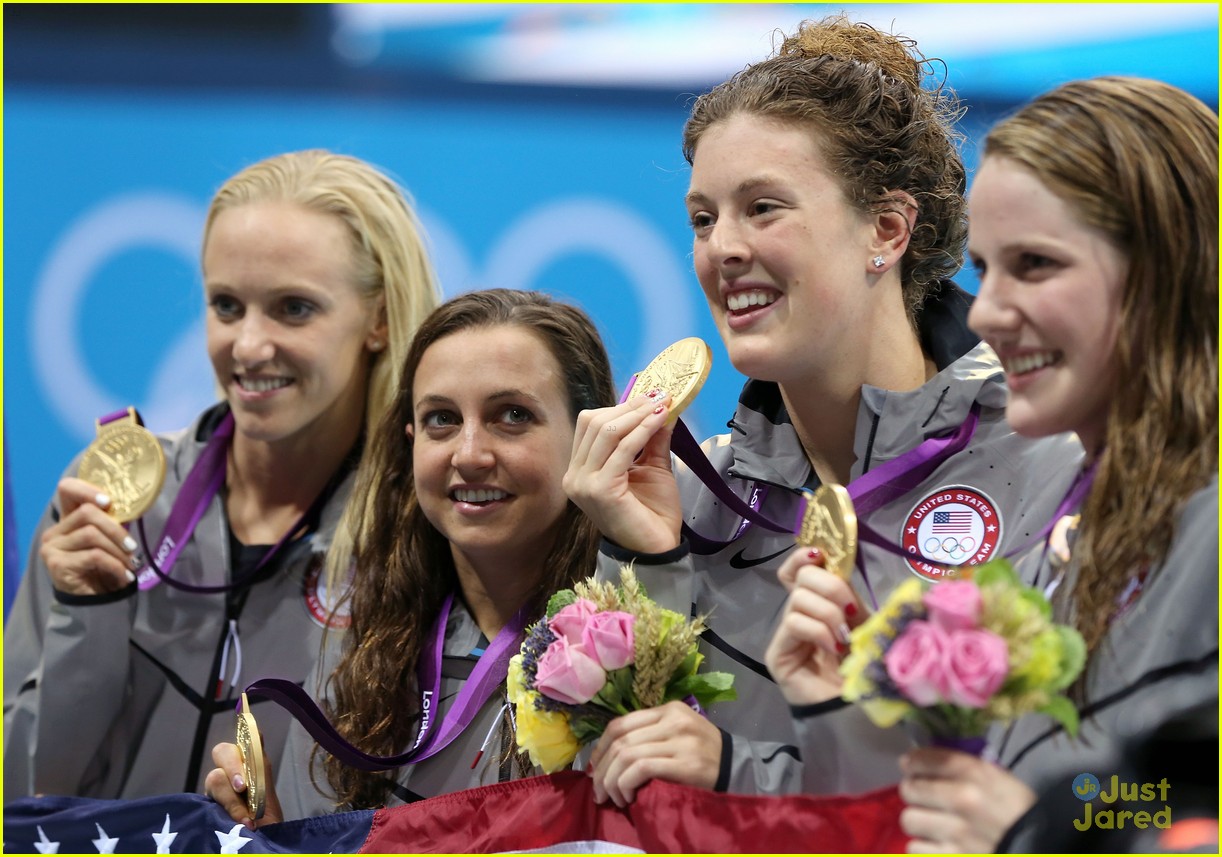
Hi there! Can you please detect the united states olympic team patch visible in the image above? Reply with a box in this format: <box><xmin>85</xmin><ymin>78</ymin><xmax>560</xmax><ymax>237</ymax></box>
<box><xmin>303</xmin><ymin>557</ymin><xmax>352</xmax><ymax>629</ymax></box>
<box><xmin>901</xmin><ymin>485</ymin><xmax>1003</xmax><ymax>580</ymax></box>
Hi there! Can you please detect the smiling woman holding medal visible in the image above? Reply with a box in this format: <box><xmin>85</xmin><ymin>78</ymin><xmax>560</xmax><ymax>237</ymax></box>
<box><xmin>3</xmin><ymin>150</ymin><xmax>440</xmax><ymax>801</ymax></box>
<box><xmin>563</xmin><ymin>15</ymin><xmax>1083</xmax><ymax>805</ymax></box>
<box><xmin>204</xmin><ymin>289</ymin><xmax>616</xmax><ymax>826</ymax></box>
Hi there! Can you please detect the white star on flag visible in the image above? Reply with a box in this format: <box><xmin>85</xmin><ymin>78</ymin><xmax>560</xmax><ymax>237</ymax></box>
<box><xmin>215</xmin><ymin>823</ymin><xmax>253</xmax><ymax>853</ymax></box>
<box><xmin>91</xmin><ymin>822</ymin><xmax>119</xmax><ymax>853</ymax></box>
<box><xmin>34</xmin><ymin>825</ymin><xmax>59</xmax><ymax>854</ymax></box>
<box><xmin>151</xmin><ymin>814</ymin><xmax>178</xmax><ymax>853</ymax></box>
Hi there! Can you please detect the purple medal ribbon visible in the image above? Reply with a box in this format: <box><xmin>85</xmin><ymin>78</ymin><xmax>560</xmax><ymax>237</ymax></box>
<box><xmin>670</xmin><ymin>404</ymin><xmax>983</xmax><ymax>559</ymax></box>
<box><xmin>243</xmin><ymin>596</ymin><xmax>528</xmax><ymax>771</ymax></box>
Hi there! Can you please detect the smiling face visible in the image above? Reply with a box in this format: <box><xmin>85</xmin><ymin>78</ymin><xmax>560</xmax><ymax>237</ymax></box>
<box><xmin>204</xmin><ymin>202</ymin><xmax>385</xmax><ymax>454</ymax></box>
<box><xmin>967</xmin><ymin>156</ymin><xmax>1127</xmax><ymax>455</ymax></box>
<box><xmin>686</xmin><ymin>114</ymin><xmax>882</xmax><ymax>385</ymax></box>
<box><xmin>407</xmin><ymin>324</ymin><xmax>574</xmax><ymax>576</ymax></box>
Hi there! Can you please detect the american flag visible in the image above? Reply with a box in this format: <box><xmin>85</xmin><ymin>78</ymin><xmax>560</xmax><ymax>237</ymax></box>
<box><xmin>931</xmin><ymin>510</ymin><xmax>973</xmax><ymax>534</ymax></box>
<box><xmin>3</xmin><ymin>772</ymin><xmax>910</xmax><ymax>853</ymax></box>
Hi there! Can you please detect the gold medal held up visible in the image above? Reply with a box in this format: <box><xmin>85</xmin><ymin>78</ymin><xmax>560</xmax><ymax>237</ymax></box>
<box><xmin>796</xmin><ymin>484</ymin><xmax>858</xmax><ymax>582</ymax></box>
<box><xmin>235</xmin><ymin>693</ymin><xmax>267</xmax><ymax>820</ymax></box>
<box><xmin>77</xmin><ymin>407</ymin><xmax>166</xmax><ymax>523</ymax></box>
<box><xmin>632</xmin><ymin>337</ymin><xmax>712</xmax><ymax>425</ymax></box>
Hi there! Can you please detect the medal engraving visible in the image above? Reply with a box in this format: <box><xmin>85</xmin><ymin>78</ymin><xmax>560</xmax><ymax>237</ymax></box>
<box><xmin>797</xmin><ymin>484</ymin><xmax>858</xmax><ymax>581</ymax></box>
<box><xmin>632</xmin><ymin>337</ymin><xmax>713</xmax><ymax>424</ymax></box>
<box><xmin>235</xmin><ymin>693</ymin><xmax>267</xmax><ymax>820</ymax></box>
<box><xmin>78</xmin><ymin>408</ymin><xmax>166</xmax><ymax>523</ymax></box>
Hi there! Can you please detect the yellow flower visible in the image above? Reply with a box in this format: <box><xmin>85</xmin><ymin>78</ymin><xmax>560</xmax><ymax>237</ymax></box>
<box><xmin>506</xmin><ymin>655</ymin><xmax>528</xmax><ymax>706</ymax></box>
<box><xmin>860</xmin><ymin>696</ymin><xmax>912</xmax><ymax>729</ymax></box>
<box><xmin>515</xmin><ymin>692</ymin><xmax>579</xmax><ymax>773</ymax></box>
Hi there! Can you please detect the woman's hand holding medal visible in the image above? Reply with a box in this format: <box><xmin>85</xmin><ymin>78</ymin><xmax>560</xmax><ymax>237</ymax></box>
<box><xmin>564</xmin><ymin>391</ymin><xmax>683</xmax><ymax>554</ymax></box>
<box><xmin>766</xmin><ymin>544</ymin><xmax>867</xmax><ymax>707</ymax></box>
<box><xmin>564</xmin><ymin>338</ymin><xmax>712</xmax><ymax>555</ymax></box>
<box><xmin>39</xmin><ymin>476</ymin><xmax>142</xmax><ymax>596</ymax></box>
<box><xmin>41</xmin><ymin>408</ymin><xmax>167</xmax><ymax>596</ymax></box>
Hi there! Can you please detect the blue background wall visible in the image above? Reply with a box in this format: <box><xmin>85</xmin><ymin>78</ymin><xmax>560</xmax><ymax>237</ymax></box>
<box><xmin>4</xmin><ymin>4</ymin><xmax>1217</xmax><ymax>613</ymax></box>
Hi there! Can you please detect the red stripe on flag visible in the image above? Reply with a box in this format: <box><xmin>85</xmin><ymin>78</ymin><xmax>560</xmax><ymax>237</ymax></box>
<box><xmin>361</xmin><ymin>771</ymin><xmax>908</xmax><ymax>853</ymax></box>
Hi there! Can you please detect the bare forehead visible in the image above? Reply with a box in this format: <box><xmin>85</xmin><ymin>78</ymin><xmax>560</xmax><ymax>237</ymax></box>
<box><xmin>416</xmin><ymin>325</ymin><xmax>564</xmax><ymax>393</ymax></box>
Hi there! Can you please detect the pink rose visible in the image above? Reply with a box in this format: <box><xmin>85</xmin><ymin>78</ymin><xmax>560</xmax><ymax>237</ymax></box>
<box><xmin>943</xmin><ymin>628</ymin><xmax>1009</xmax><ymax>708</ymax></box>
<box><xmin>549</xmin><ymin>598</ymin><xmax>598</xmax><ymax>644</ymax></box>
<box><xmin>581</xmin><ymin>611</ymin><xmax>636</xmax><ymax>670</ymax></box>
<box><xmin>923</xmin><ymin>581</ymin><xmax>983</xmax><ymax>632</ymax></box>
<box><xmin>885</xmin><ymin>620</ymin><xmax>951</xmax><ymax>706</ymax></box>
<box><xmin>534</xmin><ymin>636</ymin><xmax>606</xmax><ymax>705</ymax></box>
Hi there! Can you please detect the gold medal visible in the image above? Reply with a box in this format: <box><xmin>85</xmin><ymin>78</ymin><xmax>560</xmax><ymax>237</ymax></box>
<box><xmin>796</xmin><ymin>484</ymin><xmax>858</xmax><ymax>582</ymax></box>
<box><xmin>78</xmin><ymin>408</ymin><xmax>166</xmax><ymax>523</ymax></box>
<box><xmin>631</xmin><ymin>337</ymin><xmax>713</xmax><ymax>425</ymax></box>
<box><xmin>235</xmin><ymin>693</ymin><xmax>267</xmax><ymax>820</ymax></box>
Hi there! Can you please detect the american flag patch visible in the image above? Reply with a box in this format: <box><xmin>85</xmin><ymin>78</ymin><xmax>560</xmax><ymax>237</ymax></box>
<box><xmin>931</xmin><ymin>510</ymin><xmax>973</xmax><ymax>533</ymax></box>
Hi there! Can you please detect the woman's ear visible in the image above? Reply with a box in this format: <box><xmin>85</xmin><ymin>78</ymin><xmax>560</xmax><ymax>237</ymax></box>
<box><xmin>367</xmin><ymin>295</ymin><xmax>389</xmax><ymax>353</ymax></box>
<box><xmin>868</xmin><ymin>190</ymin><xmax>918</xmax><ymax>275</ymax></box>
<box><xmin>404</xmin><ymin>421</ymin><xmax>414</xmax><ymax>441</ymax></box>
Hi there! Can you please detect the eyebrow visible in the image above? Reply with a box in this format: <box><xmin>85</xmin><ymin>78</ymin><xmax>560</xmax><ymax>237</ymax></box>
<box><xmin>685</xmin><ymin>176</ymin><xmax>781</xmax><ymax>207</ymax></box>
<box><xmin>414</xmin><ymin>389</ymin><xmax>544</xmax><ymax>411</ymax></box>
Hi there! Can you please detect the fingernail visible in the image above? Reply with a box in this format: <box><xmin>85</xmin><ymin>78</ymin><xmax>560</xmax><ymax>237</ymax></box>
<box><xmin>806</xmin><ymin>549</ymin><xmax>822</xmax><ymax>562</ymax></box>
<box><xmin>835</xmin><ymin>641</ymin><xmax>847</xmax><ymax>655</ymax></box>
<box><xmin>125</xmin><ymin>570</ymin><xmax>137</xmax><ymax>584</ymax></box>
<box><xmin>844</xmin><ymin>602</ymin><xmax>858</xmax><ymax>618</ymax></box>
<box><xmin>838</xmin><ymin>623</ymin><xmax>852</xmax><ymax>646</ymax></box>
<box><xmin>652</xmin><ymin>405</ymin><xmax>666</xmax><ymax>415</ymax></box>
<box><xmin>122</xmin><ymin>536</ymin><xmax>138</xmax><ymax>553</ymax></box>
<box><xmin>233</xmin><ymin>774</ymin><xmax>245</xmax><ymax>791</ymax></box>
<box><xmin>646</xmin><ymin>388</ymin><xmax>664</xmax><ymax>399</ymax></box>
<box><xmin>95</xmin><ymin>493</ymin><xmax>111</xmax><ymax>508</ymax></box>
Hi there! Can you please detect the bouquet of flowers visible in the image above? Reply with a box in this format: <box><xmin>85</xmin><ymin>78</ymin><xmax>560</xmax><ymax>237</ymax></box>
<box><xmin>507</xmin><ymin>566</ymin><xmax>736</xmax><ymax>773</ymax></box>
<box><xmin>839</xmin><ymin>559</ymin><xmax>1085</xmax><ymax>749</ymax></box>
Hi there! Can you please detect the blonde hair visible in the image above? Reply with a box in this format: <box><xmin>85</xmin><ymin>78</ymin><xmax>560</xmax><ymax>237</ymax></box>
<box><xmin>983</xmin><ymin>77</ymin><xmax>1218</xmax><ymax>653</ymax></box>
<box><xmin>204</xmin><ymin>149</ymin><xmax>441</xmax><ymax>578</ymax></box>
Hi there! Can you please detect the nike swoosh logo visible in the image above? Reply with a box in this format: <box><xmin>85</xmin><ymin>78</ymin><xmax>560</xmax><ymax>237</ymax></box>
<box><xmin>729</xmin><ymin>545</ymin><xmax>792</xmax><ymax>569</ymax></box>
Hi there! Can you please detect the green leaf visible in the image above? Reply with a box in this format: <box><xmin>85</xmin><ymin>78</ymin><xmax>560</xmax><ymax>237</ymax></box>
<box><xmin>1052</xmin><ymin>625</ymin><xmax>1087</xmax><ymax>690</ymax></box>
<box><xmin>571</xmin><ymin>715</ymin><xmax>612</xmax><ymax>744</ymax></box>
<box><xmin>971</xmin><ymin>559</ymin><xmax>1017</xmax><ymax>588</ymax></box>
<box><xmin>546</xmin><ymin>589</ymin><xmax>578</xmax><ymax>618</ymax></box>
<box><xmin>1017</xmin><ymin>586</ymin><xmax>1052</xmax><ymax>620</ymax></box>
<box><xmin>604</xmin><ymin>666</ymin><xmax>636</xmax><ymax>709</ymax></box>
<box><xmin>1039</xmin><ymin>694</ymin><xmax>1081</xmax><ymax>737</ymax></box>
<box><xmin>669</xmin><ymin>671</ymin><xmax>737</xmax><ymax>707</ymax></box>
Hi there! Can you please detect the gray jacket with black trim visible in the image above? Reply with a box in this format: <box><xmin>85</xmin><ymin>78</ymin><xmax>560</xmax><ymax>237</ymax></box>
<box><xmin>599</xmin><ymin>285</ymin><xmax>1084</xmax><ymax>796</ymax></box>
<box><xmin>4</xmin><ymin>403</ymin><xmax>355</xmax><ymax>802</ymax></box>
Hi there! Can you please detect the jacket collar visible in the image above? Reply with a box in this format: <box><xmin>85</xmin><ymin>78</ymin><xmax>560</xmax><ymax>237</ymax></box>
<box><xmin>723</xmin><ymin>281</ymin><xmax>1002</xmax><ymax>488</ymax></box>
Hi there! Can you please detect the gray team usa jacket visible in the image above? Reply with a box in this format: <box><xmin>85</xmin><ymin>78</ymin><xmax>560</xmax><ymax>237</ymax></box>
<box><xmin>4</xmin><ymin>403</ymin><xmax>355</xmax><ymax>801</ymax></box>
<box><xmin>599</xmin><ymin>285</ymin><xmax>1084</xmax><ymax>797</ymax></box>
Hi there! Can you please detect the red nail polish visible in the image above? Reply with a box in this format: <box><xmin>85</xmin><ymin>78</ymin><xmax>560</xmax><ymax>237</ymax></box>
<box><xmin>844</xmin><ymin>603</ymin><xmax>858</xmax><ymax>618</ymax></box>
<box><xmin>835</xmin><ymin>641</ymin><xmax>847</xmax><ymax>655</ymax></box>
<box><xmin>807</xmin><ymin>549</ymin><xmax>822</xmax><ymax>562</ymax></box>
<box><xmin>653</xmin><ymin>405</ymin><xmax>666</xmax><ymax>415</ymax></box>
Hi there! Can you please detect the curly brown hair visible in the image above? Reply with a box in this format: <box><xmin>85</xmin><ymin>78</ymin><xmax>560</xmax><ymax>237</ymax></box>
<box><xmin>981</xmin><ymin>77</ymin><xmax>1218</xmax><ymax>657</ymax></box>
<box><xmin>682</xmin><ymin>15</ymin><xmax>967</xmax><ymax>325</ymax></box>
<box><xmin>320</xmin><ymin>289</ymin><xmax>616</xmax><ymax>809</ymax></box>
